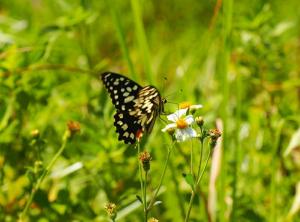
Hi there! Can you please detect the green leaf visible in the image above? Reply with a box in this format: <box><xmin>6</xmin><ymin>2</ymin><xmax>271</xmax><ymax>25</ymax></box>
<box><xmin>182</xmin><ymin>173</ymin><xmax>195</xmax><ymax>190</ymax></box>
<box><xmin>136</xmin><ymin>195</ymin><xmax>143</xmax><ymax>204</ymax></box>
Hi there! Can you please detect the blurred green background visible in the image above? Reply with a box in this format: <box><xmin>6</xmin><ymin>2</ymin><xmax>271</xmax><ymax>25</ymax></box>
<box><xmin>1</xmin><ymin>0</ymin><xmax>300</xmax><ymax>221</ymax></box>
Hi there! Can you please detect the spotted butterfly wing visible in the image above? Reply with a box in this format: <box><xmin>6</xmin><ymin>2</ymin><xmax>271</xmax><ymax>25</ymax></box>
<box><xmin>101</xmin><ymin>72</ymin><xmax>165</xmax><ymax>144</ymax></box>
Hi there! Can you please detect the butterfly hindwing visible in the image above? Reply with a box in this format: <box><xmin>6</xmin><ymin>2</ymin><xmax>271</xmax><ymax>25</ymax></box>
<box><xmin>114</xmin><ymin>111</ymin><xmax>141</xmax><ymax>144</ymax></box>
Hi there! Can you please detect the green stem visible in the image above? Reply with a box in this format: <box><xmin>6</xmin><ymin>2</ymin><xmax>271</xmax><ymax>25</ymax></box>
<box><xmin>196</xmin><ymin>133</ymin><xmax>204</xmax><ymax>180</ymax></box>
<box><xmin>196</xmin><ymin>149</ymin><xmax>211</xmax><ymax>185</ymax></box>
<box><xmin>191</xmin><ymin>141</ymin><xmax>194</xmax><ymax>176</ymax></box>
<box><xmin>185</xmin><ymin>141</ymin><xmax>211</xmax><ymax>222</ymax></box>
<box><xmin>20</xmin><ymin>130</ymin><xmax>70</xmax><ymax>219</ymax></box>
<box><xmin>185</xmin><ymin>191</ymin><xmax>195</xmax><ymax>222</ymax></box>
<box><xmin>137</xmin><ymin>143</ymin><xmax>145</xmax><ymax>220</ymax></box>
<box><xmin>144</xmin><ymin>171</ymin><xmax>148</xmax><ymax>221</ymax></box>
<box><xmin>147</xmin><ymin>143</ymin><xmax>174</xmax><ymax>211</ymax></box>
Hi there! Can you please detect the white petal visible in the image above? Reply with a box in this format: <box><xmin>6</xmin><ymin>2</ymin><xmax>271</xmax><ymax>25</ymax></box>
<box><xmin>185</xmin><ymin>115</ymin><xmax>194</xmax><ymax>125</ymax></box>
<box><xmin>161</xmin><ymin>123</ymin><xmax>176</xmax><ymax>132</ymax></box>
<box><xmin>175</xmin><ymin>129</ymin><xmax>185</xmax><ymax>142</ymax></box>
<box><xmin>167</xmin><ymin>108</ymin><xmax>188</xmax><ymax>122</ymax></box>
<box><xmin>185</xmin><ymin>127</ymin><xmax>197</xmax><ymax>137</ymax></box>
<box><xmin>175</xmin><ymin>127</ymin><xmax>197</xmax><ymax>142</ymax></box>
<box><xmin>190</xmin><ymin>104</ymin><xmax>203</xmax><ymax>109</ymax></box>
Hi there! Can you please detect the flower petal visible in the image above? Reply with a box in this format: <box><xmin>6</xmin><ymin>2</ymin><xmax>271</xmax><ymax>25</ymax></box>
<box><xmin>175</xmin><ymin>129</ymin><xmax>185</xmax><ymax>142</ymax></box>
<box><xmin>184</xmin><ymin>127</ymin><xmax>197</xmax><ymax>137</ymax></box>
<box><xmin>190</xmin><ymin>104</ymin><xmax>203</xmax><ymax>110</ymax></box>
<box><xmin>167</xmin><ymin>108</ymin><xmax>188</xmax><ymax>122</ymax></box>
<box><xmin>185</xmin><ymin>115</ymin><xmax>194</xmax><ymax>125</ymax></box>
<box><xmin>161</xmin><ymin>123</ymin><xmax>176</xmax><ymax>132</ymax></box>
<box><xmin>175</xmin><ymin>127</ymin><xmax>197</xmax><ymax>142</ymax></box>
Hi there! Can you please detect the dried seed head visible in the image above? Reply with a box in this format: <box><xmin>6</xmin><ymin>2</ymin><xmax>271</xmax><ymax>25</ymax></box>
<box><xmin>208</xmin><ymin>128</ymin><xmax>222</xmax><ymax>148</ymax></box>
<box><xmin>67</xmin><ymin>121</ymin><xmax>81</xmax><ymax>136</ymax></box>
<box><xmin>104</xmin><ymin>202</ymin><xmax>117</xmax><ymax>219</ymax></box>
<box><xmin>139</xmin><ymin>151</ymin><xmax>152</xmax><ymax>172</ymax></box>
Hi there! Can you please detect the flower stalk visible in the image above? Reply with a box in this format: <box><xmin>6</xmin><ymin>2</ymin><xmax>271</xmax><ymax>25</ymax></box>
<box><xmin>20</xmin><ymin>121</ymin><xmax>80</xmax><ymax>220</ymax></box>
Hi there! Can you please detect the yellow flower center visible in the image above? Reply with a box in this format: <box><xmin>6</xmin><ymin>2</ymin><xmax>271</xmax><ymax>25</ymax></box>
<box><xmin>179</xmin><ymin>101</ymin><xmax>192</xmax><ymax>109</ymax></box>
<box><xmin>176</xmin><ymin>118</ymin><xmax>188</xmax><ymax>129</ymax></box>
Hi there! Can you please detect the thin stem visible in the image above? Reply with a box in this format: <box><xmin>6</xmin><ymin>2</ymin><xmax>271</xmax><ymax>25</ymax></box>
<box><xmin>147</xmin><ymin>142</ymin><xmax>174</xmax><ymax>211</ymax></box>
<box><xmin>20</xmin><ymin>131</ymin><xmax>69</xmax><ymax>219</ymax></box>
<box><xmin>190</xmin><ymin>141</ymin><xmax>194</xmax><ymax>176</ymax></box>
<box><xmin>196</xmin><ymin>149</ymin><xmax>211</xmax><ymax>185</ymax></box>
<box><xmin>137</xmin><ymin>143</ymin><xmax>144</xmax><ymax>205</ymax></box>
<box><xmin>185</xmin><ymin>191</ymin><xmax>195</xmax><ymax>222</ymax></box>
<box><xmin>144</xmin><ymin>171</ymin><xmax>148</xmax><ymax>221</ymax></box>
<box><xmin>185</xmin><ymin>139</ymin><xmax>211</xmax><ymax>222</ymax></box>
<box><xmin>196</xmin><ymin>130</ymin><xmax>204</xmax><ymax>179</ymax></box>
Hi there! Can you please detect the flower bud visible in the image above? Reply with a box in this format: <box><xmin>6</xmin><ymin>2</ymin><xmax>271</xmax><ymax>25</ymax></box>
<box><xmin>148</xmin><ymin>218</ymin><xmax>159</xmax><ymax>222</ymax></box>
<box><xmin>139</xmin><ymin>151</ymin><xmax>152</xmax><ymax>172</ymax></box>
<box><xmin>34</xmin><ymin>160</ymin><xmax>43</xmax><ymax>175</ymax></box>
<box><xmin>195</xmin><ymin>116</ymin><xmax>204</xmax><ymax>127</ymax></box>
<box><xmin>165</xmin><ymin>126</ymin><xmax>175</xmax><ymax>136</ymax></box>
<box><xmin>31</xmin><ymin>129</ymin><xmax>40</xmax><ymax>139</ymax></box>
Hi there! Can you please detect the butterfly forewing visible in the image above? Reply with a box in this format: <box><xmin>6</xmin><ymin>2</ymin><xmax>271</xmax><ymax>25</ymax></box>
<box><xmin>101</xmin><ymin>72</ymin><xmax>164</xmax><ymax>144</ymax></box>
<box><xmin>101</xmin><ymin>72</ymin><xmax>142</xmax><ymax>111</ymax></box>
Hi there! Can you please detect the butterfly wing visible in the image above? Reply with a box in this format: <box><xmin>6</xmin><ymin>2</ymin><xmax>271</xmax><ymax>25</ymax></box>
<box><xmin>129</xmin><ymin>86</ymin><xmax>163</xmax><ymax>133</ymax></box>
<box><xmin>101</xmin><ymin>72</ymin><xmax>142</xmax><ymax>111</ymax></box>
<box><xmin>114</xmin><ymin>111</ymin><xmax>142</xmax><ymax>144</ymax></box>
<box><xmin>101</xmin><ymin>72</ymin><xmax>164</xmax><ymax>144</ymax></box>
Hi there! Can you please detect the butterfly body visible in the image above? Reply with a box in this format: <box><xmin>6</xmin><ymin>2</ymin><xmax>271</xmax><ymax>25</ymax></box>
<box><xmin>101</xmin><ymin>72</ymin><xmax>165</xmax><ymax>144</ymax></box>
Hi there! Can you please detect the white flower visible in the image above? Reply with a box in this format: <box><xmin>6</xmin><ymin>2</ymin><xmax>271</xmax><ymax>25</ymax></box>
<box><xmin>162</xmin><ymin>108</ymin><xmax>197</xmax><ymax>142</ymax></box>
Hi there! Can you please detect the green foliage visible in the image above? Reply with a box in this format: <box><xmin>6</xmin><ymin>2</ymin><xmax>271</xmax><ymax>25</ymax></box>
<box><xmin>1</xmin><ymin>0</ymin><xmax>300</xmax><ymax>221</ymax></box>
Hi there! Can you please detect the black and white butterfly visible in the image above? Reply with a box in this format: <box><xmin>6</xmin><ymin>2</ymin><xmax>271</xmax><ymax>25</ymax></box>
<box><xmin>101</xmin><ymin>72</ymin><xmax>166</xmax><ymax>144</ymax></box>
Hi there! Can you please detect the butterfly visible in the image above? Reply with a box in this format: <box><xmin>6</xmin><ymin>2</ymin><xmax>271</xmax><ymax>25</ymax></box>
<box><xmin>101</xmin><ymin>72</ymin><xmax>166</xmax><ymax>144</ymax></box>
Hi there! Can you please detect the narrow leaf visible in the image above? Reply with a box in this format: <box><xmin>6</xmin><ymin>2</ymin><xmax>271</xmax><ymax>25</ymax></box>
<box><xmin>182</xmin><ymin>173</ymin><xmax>195</xmax><ymax>190</ymax></box>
